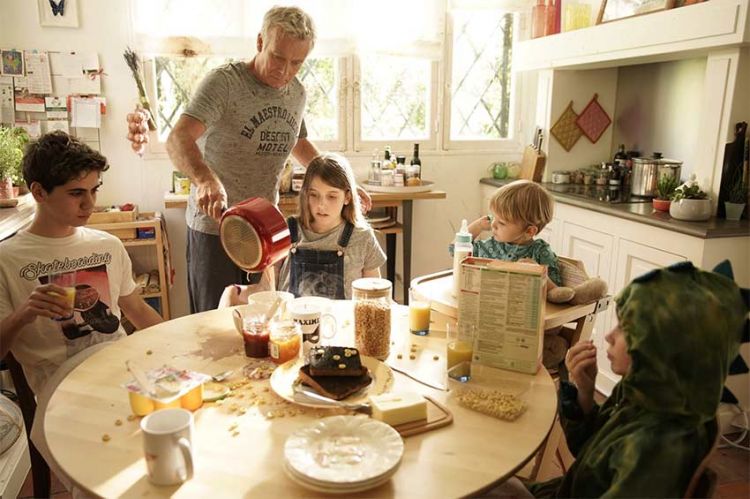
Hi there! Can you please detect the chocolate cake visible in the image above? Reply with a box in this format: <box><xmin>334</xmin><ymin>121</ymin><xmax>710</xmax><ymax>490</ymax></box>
<box><xmin>297</xmin><ymin>365</ymin><xmax>372</xmax><ymax>401</ymax></box>
<box><xmin>308</xmin><ymin>346</ymin><xmax>366</xmax><ymax>377</ymax></box>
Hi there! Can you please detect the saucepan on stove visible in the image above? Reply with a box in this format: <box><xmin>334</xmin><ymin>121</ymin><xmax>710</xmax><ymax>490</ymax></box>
<box><xmin>630</xmin><ymin>153</ymin><xmax>682</xmax><ymax>197</ymax></box>
<box><xmin>220</xmin><ymin>197</ymin><xmax>291</xmax><ymax>273</ymax></box>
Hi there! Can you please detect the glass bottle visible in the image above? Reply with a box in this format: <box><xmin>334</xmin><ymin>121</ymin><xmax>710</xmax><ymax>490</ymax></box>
<box><xmin>269</xmin><ymin>320</ymin><xmax>302</xmax><ymax>365</ymax></box>
<box><xmin>352</xmin><ymin>278</ymin><xmax>392</xmax><ymax>360</ymax></box>
<box><xmin>410</xmin><ymin>144</ymin><xmax>421</xmax><ymax>167</ymax></box>
<box><xmin>544</xmin><ymin>0</ymin><xmax>557</xmax><ymax>36</ymax></box>
<box><xmin>532</xmin><ymin>0</ymin><xmax>547</xmax><ymax>39</ymax></box>
<box><xmin>384</xmin><ymin>146</ymin><xmax>394</xmax><ymax>169</ymax></box>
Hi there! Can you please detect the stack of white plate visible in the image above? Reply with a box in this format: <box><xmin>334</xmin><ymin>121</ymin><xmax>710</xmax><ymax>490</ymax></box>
<box><xmin>283</xmin><ymin>415</ymin><xmax>404</xmax><ymax>494</ymax></box>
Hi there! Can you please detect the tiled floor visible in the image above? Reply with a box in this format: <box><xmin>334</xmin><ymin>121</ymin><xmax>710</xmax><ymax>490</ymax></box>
<box><xmin>16</xmin><ymin>436</ymin><xmax>748</xmax><ymax>498</ymax></box>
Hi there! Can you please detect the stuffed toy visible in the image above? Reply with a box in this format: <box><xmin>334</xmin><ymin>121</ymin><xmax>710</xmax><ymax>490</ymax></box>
<box><xmin>547</xmin><ymin>258</ymin><xmax>608</xmax><ymax>305</ymax></box>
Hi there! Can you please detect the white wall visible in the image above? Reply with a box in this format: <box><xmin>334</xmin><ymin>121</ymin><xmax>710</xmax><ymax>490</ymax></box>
<box><xmin>612</xmin><ymin>58</ymin><xmax>706</xmax><ymax>179</ymax></box>
<box><xmin>2</xmin><ymin>0</ymin><xmax>525</xmax><ymax>316</ymax></box>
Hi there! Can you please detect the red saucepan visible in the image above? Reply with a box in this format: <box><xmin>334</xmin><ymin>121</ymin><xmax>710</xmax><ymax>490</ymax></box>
<box><xmin>220</xmin><ymin>197</ymin><xmax>291</xmax><ymax>272</ymax></box>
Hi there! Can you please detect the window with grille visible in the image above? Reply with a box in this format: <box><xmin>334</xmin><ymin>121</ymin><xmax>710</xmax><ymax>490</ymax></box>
<box><xmin>449</xmin><ymin>9</ymin><xmax>515</xmax><ymax>141</ymax></box>
<box><xmin>359</xmin><ymin>55</ymin><xmax>431</xmax><ymax>142</ymax></box>
<box><xmin>297</xmin><ymin>57</ymin><xmax>339</xmax><ymax>142</ymax></box>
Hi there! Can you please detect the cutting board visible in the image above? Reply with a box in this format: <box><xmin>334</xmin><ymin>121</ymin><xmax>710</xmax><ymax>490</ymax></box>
<box><xmin>520</xmin><ymin>145</ymin><xmax>546</xmax><ymax>182</ymax></box>
<box><xmin>393</xmin><ymin>396</ymin><xmax>453</xmax><ymax>437</ymax></box>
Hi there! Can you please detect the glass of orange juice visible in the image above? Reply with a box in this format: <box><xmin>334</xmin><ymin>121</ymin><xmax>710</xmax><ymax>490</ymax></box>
<box><xmin>409</xmin><ymin>300</ymin><xmax>431</xmax><ymax>336</ymax></box>
<box><xmin>48</xmin><ymin>271</ymin><xmax>76</xmax><ymax>320</ymax></box>
<box><xmin>446</xmin><ymin>323</ymin><xmax>475</xmax><ymax>381</ymax></box>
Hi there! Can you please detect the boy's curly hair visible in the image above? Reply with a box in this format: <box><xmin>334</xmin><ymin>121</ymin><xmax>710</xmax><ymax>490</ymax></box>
<box><xmin>23</xmin><ymin>131</ymin><xmax>109</xmax><ymax>192</ymax></box>
<box><xmin>490</xmin><ymin>180</ymin><xmax>554</xmax><ymax>232</ymax></box>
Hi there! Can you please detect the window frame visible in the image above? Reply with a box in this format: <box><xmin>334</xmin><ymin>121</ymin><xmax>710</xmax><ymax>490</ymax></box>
<box><xmin>440</xmin><ymin>9</ymin><xmax>524</xmax><ymax>153</ymax></box>
<box><xmin>350</xmin><ymin>55</ymin><xmax>440</xmax><ymax>153</ymax></box>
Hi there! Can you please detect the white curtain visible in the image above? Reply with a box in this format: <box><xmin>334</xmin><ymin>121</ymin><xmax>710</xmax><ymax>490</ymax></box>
<box><xmin>131</xmin><ymin>0</ymin><xmax>446</xmax><ymax>59</ymax></box>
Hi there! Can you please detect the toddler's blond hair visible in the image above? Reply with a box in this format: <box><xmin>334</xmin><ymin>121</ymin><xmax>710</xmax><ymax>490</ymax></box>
<box><xmin>489</xmin><ymin>180</ymin><xmax>554</xmax><ymax>232</ymax></box>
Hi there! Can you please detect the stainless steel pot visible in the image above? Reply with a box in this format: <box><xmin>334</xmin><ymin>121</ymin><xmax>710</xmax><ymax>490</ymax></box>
<box><xmin>630</xmin><ymin>153</ymin><xmax>682</xmax><ymax>197</ymax></box>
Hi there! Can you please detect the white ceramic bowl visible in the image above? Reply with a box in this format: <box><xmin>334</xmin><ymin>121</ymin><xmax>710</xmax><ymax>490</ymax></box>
<box><xmin>669</xmin><ymin>198</ymin><xmax>711</xmax><ymax>221</ymax></box>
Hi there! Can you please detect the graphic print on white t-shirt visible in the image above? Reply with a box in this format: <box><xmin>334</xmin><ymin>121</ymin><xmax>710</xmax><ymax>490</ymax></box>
<box><xmin>38</xmin><ymin>262</ymin><xmax>121</xmax><ymax>354</ymax></box>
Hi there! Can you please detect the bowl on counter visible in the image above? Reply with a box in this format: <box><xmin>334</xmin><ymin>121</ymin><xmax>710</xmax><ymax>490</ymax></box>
<box><xmin>669</xmin><ymin>198</ymin><xmax>711</xmax><ymax>221</ymax></box>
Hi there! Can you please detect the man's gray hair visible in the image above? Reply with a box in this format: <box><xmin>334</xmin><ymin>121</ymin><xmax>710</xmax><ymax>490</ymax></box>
<box><xmin>261</xmin><ymin>6</ymin><xmax>316</xmax><ymax>46</ymax></box>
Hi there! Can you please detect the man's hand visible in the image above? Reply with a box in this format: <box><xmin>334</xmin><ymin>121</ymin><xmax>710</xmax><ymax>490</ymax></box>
<box><xmin>126</xmin><ymin>105</ymin><xmax>151</xmax><ymax>155</ymax></box>
<box><xmin>356</xmin><ymin>186</ymin><xmax>372</xmax><ymax>214</ymax></box>
<box><xmin>566</xmin><ymin>340</ymin><xmax>597</xmax><ymax>414</ymax></box>
<box><xmin>15</xmin><ymin>284</ymin><xmax>72</xmax><ymax>324</ymax></box>
<box><xmin>195</xmin><ymin>177</ymin><xmax>228</xmax><ymax>221</ymax></box>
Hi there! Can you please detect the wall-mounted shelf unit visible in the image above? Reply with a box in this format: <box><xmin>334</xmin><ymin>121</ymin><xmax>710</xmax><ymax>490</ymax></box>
<box><xmin>514</xmin><ymin>0</ymin><xmax>750</xmax><ymax>71</ymax></box>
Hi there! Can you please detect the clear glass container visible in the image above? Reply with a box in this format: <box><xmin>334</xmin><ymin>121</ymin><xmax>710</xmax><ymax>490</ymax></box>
<box><xmin>269</xmin><ymin>320</ymin><xmax>302</xmax><ymax>365</ymax></box>
<box><xmin>352</xmin><ymin>278</ymin><xmax>392</xmax><ymax>360</ymax></box>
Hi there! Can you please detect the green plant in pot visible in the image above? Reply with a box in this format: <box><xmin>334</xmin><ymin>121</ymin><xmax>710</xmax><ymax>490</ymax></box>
<box><xmin>0</xmin><ymin>127</ymin><xmax>29</xmax><ymax>199</ymax></box>
<box><xmin>724</xmin><ymin>175</ymin><xmax>748</xmax><ymax>221</ymax></box>
<box><xmin>653</xmin><ymin>174</ymin><xmax>679</xmax><ymax>212</ymax></box>
<box><xmin>669</xmin><ymin>174</ymin><xmax>711</xmax><ymax>221</ymax></box>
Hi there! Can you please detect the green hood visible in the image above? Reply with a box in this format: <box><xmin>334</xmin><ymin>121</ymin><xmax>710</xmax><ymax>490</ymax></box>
<box><xmin>615</xmin><ymin>261</ymin><xmax>745</xmax><ymax>422</ymax></box>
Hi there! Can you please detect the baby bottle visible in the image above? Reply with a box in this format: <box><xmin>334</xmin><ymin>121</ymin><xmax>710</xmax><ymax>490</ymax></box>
<box><xmin>452</xmin><ymin>219</ymin><xmax>473</xmax><ymax>298</ymax></box>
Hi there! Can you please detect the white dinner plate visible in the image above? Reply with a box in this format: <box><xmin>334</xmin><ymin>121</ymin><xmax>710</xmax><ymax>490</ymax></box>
<box><xmin>283</xmin><ymin>460</ymin><xmax>398</xmax><ymax>494</ymax></box>
<box><xmin>284</xmin><ymin>415</ymin><xmax>404</xmax><ymax>484</ymax></box>
<box><xmin>269</xmin><ymin>356</ymin><xmax>393</xmax><ymax>408</ymax></box>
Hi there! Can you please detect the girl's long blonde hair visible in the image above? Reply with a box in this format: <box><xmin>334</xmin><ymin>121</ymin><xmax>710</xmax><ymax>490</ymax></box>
<box><xmin>298</xmin><ymin>153</ymin><xmax>367</xmax><ymax>230</ymax></box>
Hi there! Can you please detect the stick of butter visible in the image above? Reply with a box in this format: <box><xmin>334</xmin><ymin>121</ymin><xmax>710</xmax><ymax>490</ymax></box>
<box><xmin>369</xmin><ymin>392</ymin><xmax>427</xmax><ymax>426</ymax></box>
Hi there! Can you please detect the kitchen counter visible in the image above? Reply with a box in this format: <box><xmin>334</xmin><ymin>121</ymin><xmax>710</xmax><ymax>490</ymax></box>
<box><xmin>480</xmin><ymin>178</ymin><xmax>749</xmax><ymax>239</ymax></box>
<box><xmin>0</xmin><ymin>194</ymin><xmax>35</xmax><ymax>241</ymax></box>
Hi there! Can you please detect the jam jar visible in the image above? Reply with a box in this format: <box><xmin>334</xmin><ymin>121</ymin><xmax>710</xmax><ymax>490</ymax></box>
<box><xmin>269</xmin><ymin>320</ymin><xmax>302</xmax><ymax>365</ymax></box>
<box><xmin>352</xmin><ymin>278</ymin><xmax>392</xmax><ymax>360</ymax></box>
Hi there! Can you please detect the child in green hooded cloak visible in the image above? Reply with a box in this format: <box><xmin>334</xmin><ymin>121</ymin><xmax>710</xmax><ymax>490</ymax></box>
<box><xmin>492</xmin><ymin>260</ymin><xmax>748</xmax><ymax>498</ymax></box>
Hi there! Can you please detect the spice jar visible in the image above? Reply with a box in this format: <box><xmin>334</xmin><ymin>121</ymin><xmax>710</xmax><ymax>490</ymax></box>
<box><xmin>352</xmin><ymin>278</ymin><xmax>392</xmax><ymax>360</ymax></box>
<box><xmin>269</xmin><ymin>320</ymin><xmax>302</xmax><ymax>364</ymax></box>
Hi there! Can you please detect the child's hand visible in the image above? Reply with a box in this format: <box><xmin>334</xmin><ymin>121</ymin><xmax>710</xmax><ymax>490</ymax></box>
<box><xmin>16</xmin><ymin>284</ymin><xmax>73</xmax><ymax>324</ymax></box>
<box><xmin>566</xmin><ymin>340</ymin><xmax>597</xmax><ymax>413</ymax></box>
<box><xmin>468</xmin><ymin>216</ymin><xmax>491</xmax><ymax>238</ymax></box>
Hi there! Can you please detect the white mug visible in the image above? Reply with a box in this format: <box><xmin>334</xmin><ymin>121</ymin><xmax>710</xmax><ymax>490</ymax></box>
<box><xmin>141</xmin><ymin>408</ymin><xmax>195</xmax><ymax>486</ymax></box>
<box><xmin>290</xmin><ymin>302</ymin><xmax>337</xmax><ymax>356</ymax></box>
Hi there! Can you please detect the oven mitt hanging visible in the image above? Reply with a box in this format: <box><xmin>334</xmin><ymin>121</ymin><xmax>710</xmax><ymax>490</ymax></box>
<box><xmin>576</xmin><ymin>93</ymin><xmax>611</xmax><ymax>143</ymax></box>
<box><xmin>550</xmin><ymin>101</ymin><xmax>583</xmax><ymax>152</ymax></box>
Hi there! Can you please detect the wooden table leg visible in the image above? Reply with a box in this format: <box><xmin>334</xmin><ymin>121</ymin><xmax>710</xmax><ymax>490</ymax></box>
<box><xmin>402</xmin><ymin>200</ymin><xmax>413</xmax><ymax>305</ymax></box>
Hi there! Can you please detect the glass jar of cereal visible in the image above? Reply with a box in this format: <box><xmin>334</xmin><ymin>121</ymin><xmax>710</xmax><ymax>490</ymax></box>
<box><xmin>352</xmin><ymin>278</ymin><xmax>392</xmax><ymax>360</ymax></box>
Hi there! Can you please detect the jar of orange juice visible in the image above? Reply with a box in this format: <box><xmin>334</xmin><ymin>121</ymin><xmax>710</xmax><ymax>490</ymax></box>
<box><xmin>269</xmin><ymin>321</ymin><xmax>301</xmax><ymax>365</ymax></box>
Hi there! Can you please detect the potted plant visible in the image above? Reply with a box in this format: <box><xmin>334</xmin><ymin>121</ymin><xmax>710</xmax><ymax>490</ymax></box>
<box><xmin>724</xmin><ymin>175</ymin><xmax>748</xmax><ymax>221</ymax></box>
<box><xmin>0</xmin><ymin>127</ymin><xmax>29</xmax><ymax>199</ymax></box>
<box><xmin>669</xmin><ymin>174</ymin><xmax>711</xmax><ymax>221</ymax></box>
<box><xmin>653</xmin><ymin>174</ymin><xmax>679</xmax><ymax>212</ymax></box>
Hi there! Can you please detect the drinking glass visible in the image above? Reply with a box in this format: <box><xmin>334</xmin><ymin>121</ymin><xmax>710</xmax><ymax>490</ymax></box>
<box><xmin>408</xmin><ymin>300</ymin><xmax>431</xmax><ymax>336</ymax></box>
<box><xmin>48</xmin><ymin>271</ymin><xmax>76</xmax><ymax>320</ymax></box>
<box><xmin>446</xmin><ymin>322</ymin><xmax>475</xmax><ymax>382</ymax></box>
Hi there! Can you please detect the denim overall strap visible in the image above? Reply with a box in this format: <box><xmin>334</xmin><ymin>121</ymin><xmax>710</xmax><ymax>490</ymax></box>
<box><xmin>288</xmin><ymin>222</ymin><xmax>355</xmax><ymax>299</ymax></box>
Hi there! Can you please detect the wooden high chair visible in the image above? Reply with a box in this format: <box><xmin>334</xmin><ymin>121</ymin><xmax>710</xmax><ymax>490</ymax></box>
<box><xmin>409</xmin><ymin>257</ymin><xmax>611</xmax><ymax>481</ymax></box>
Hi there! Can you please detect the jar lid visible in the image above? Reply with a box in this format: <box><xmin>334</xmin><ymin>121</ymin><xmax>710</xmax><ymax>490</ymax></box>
<box><xmin>352</xmin><ymin>277</ymin><xmax>392</xmax><ymax>298</ymax></box>
<box><xmin>633</xmin><ymin>157</ymin><xmax>683</xmax><ymax>166</ymax></box>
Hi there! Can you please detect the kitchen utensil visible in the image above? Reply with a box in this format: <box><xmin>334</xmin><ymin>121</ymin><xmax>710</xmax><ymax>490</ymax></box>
<box><xmin>264</xmin><ymin>296</ymin><xmax>283</xmax><ymax>323</ymax></box>
<box><xmin>219</xmin><ymin>197</ymin><xmax>291</xmax><ymax>273</ymax></box>
<box><xmin>292</xmin><ymin>383</ymin><xmax>371</xmax><ymax>412</ymax></box>
<box><xmin>211</xmin><ymin>370</ymin><xmax>233</xmax><ymax>382</ymax></box>
<box><xmin>631</xmin><ymin>153</ymin><xmax>682</xmax><ymax>197</ymax></box>
<box><xmin>520</xmin><ymin>145</ymin><xmax>546</xmax><ymax>182</ymax></box>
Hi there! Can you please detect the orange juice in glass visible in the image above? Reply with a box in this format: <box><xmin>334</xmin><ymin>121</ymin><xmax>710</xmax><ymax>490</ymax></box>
<box><xmin>48</xmin><ymin>272</ymin><xmax>76</xmax><ymax>320</ymax></box>
<box><xmin>446</xmin><ymin>323</ymin><xmax>475</xmax><ymax>370</ymax></box>
<box><xmin>408</xmin><ymin>300</ymin><xmax>431</xmax><ymax>336</ymax></box>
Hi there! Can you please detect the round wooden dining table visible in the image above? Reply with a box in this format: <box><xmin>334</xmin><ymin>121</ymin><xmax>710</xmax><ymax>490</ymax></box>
<box><xmin>44</xmin><ymin>301</ymin><xmax>557</xmax><ymax>498</ymax></box>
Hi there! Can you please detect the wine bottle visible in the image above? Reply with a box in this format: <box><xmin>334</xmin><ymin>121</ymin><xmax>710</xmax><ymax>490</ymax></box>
<box><xmin>410</xmin><ymin>143</ymin><xmax>421</xmax><ymax>166</ymax></box>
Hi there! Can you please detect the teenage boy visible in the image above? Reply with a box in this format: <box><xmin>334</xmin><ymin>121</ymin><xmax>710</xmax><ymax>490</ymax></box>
<box><xmin>0</xmin><ymin>130</ymin><xmax>163</xmax><ymax>397</ymax></box>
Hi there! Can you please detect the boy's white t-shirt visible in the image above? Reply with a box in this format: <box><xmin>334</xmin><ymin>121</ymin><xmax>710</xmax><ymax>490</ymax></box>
<box><xmin>0</xmin><ymin>227</ymin><xmax>137</xmax><ymax>394</ymax></box>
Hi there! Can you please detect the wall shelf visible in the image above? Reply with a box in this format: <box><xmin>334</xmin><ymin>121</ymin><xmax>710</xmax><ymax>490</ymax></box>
<box><xmin>514</xmin><ymin>0</ymin><xmax>749</xmax><ymax>72</ymax></box>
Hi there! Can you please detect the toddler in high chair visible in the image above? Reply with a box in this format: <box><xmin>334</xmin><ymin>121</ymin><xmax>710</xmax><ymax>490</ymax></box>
<box><xmin>219</xmin><ymin>153</ymin><xmax>386</xmax><ymax>307</ymax></box>
<box><xmin>453</xmin><ymin>179</ymin><xmax>562</xmax><ymax>289</ymax></box>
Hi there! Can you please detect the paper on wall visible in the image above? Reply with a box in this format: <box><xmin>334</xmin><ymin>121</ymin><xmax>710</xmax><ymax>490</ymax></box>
<box><xmin>68</xmin><ymin>76</ymin><xmax>101</xmax><ymax>95</ymax></box>
<box><xmin>24</xmin><ymin>52</ymin><xmax>53</xmax><ymax>94</ymax></box>
<box><xmin>46</xmin><ymin>120</ymin><xmax>69</xmax><ymax>133</ymax></box>
<box><xmin>49</xmin><ymin>52</ymin><xmax>99</xmax><ymax>77</ymax></box>
<box><xmin>15</xmin><ymin>121</ymin><xmax>42</xmax><ymax>138</ymax></box>
<box><xmin>70</xmin><ymin>97</ymin><xmax>100</xmax><ymax>128</ymax></box>
<box><xmin>45</xmin><ymin>96</ymin><xmax>68</xmax><ymax>119</ymax></box>
<box><xmin>14</xmin><ymin>93</ymin><xmax>45</xmax><ymax>113</ymax></box>
<box><xmin>0</xmin><ymin>82</ymin><xmax>13</xmax><ymax>124</ymax></box>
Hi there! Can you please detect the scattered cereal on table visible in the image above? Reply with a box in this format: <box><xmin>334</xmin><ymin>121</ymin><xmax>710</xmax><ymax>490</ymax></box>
<box><xmin>102</xmin><ymin>434</ymin><xmax>111</xmax><ymax>442</ymax></box>
<box><xmin>146</xmin><ymin>350</ymin><xmax>153</xmax><ymax>355</ymax></box>
<box><xmin>433</xmin><ymin>355</ymin><xmax>439</xmax><ymax>361</ymax></box>
<box><xmin>232</xmin><ymin>431</ymin><xmax>240</xmax><ymax>437</ymax></box>
<box><xmin>409</xmin><ymin>354</ymin><xmax>416</xmax><ymax>360</ymax></box>
<box><xmin>126</xmin><ymin>414</ymin><xmax>137</xmax><ymax>422</ymax></box>
<box><xmin>115</xmin><ymin>419</ymin><xmax>123</xmax><ymax>426</ymax></box>
<box><xmin>397</xmin><ymin>354</ymin><xmax>403</xmax><ymax>359</ymax></box>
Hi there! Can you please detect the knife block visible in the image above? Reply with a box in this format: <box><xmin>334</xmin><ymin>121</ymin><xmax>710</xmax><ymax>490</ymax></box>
<box><xmin>520</xmin><ymin>146</ymin><xmax>546</xmax><ymax>183</ymax></box>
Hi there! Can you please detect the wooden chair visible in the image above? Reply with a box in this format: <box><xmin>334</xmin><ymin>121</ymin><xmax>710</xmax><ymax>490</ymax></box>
<box><xmin>4</xmin><ymin>352</ymin><xmax>51</xmax><ymax>498</ymax></box>
<box><xmin>683</xmin><ymin>418</ymin><xmax>720</xmax><ymax>499</ymax></box>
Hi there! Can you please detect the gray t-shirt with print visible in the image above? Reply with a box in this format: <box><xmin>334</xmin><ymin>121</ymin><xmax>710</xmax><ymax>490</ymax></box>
<box><xmin>278</xmin><ymin>220</ymin><xmax>387</xmax><ymax>299</ymax></box>
<box><xmin>183</xmin><ymin>61</ymin><xmax>308</xmax><ymax>235</ymax></box>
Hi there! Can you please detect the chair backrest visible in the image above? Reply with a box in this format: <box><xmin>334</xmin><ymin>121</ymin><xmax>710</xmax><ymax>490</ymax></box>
<box><xmin>683</xmin><ymin>417</ymin><xmax>720</xmax><ymax>498</ymax></box>
<box><xmin>4</xmin><ymin>352</ymin><xmax>51</xmax><ymax>498</ymax></box>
